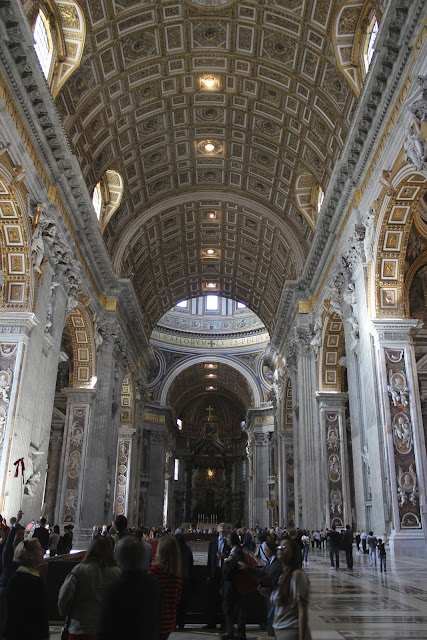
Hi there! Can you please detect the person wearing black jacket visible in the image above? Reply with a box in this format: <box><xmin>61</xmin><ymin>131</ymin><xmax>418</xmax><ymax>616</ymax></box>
<box><xmin>328</xmin><ymin>525</ymin><xmax>341</xmax><ymax>570</ymax></box>
<box><xmin>204</xmin><ymin>522</ymin><xmax>230</xmax><ymax>630</ymax></box>
<box><xmin>343</xmin><ymin>525</ymin><xmax>354</xmax><ymax>569</ymax></box>
<box><xmin>222</xmin><ymin>531</ymin><xmax>246</xmax><ymax>640</ymax></box>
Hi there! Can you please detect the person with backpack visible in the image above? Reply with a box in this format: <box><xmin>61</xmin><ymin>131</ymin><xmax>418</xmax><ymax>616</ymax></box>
<box><xmin>367</xmin><ymin>531</ymin><xmax>378</xmax><ymax>567</ymax></box>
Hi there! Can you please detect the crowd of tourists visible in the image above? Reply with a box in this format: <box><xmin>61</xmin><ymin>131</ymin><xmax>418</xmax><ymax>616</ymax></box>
<box><xmin>0</xmin><ymin>510</ymin><xmax>389</xmax><ymax>640</ymax></box>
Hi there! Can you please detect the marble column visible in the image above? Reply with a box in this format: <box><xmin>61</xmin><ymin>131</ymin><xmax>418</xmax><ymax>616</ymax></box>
<box><xmin>371</xmin><ymin>320</ymin><xmax>427</xmax><ymax>558</ymax></box>
<box><xmin>56</xmin><ymin>387</ymin><xmax>97</xmax><ymax>537</ymax></box>
<box><xmin>316</xmin><ymin>392</ymin><xmax>351</xmax><ymax>528</ymax></box>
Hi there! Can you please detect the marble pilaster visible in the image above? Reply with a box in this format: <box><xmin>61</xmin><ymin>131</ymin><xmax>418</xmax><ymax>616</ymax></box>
<box><xmin>292</xmin><ymin>325</ymin><xmax>323</xmax><ymax>529</ymax></box>
<box><xmin>79</xmin><ymin>323</ymin><xmax>125</xmax><ymax>531</ymax></box>
<box><xmin>56</xmin><ymin>387</ymin><xmax>97</xmax><ymax>537</ymax></box>
<box><xmin>43</xmin><ymin>422</ymin><xmax>64</xmax><ymax>524</ymax></box>
<box><xmin>316</xmin><ymin>392</ymin><xmax>351</xmax><ymax>528</ymax></box>
<box><xmin>113</xmin><ymin>427</ymin><xmax>136</xmax><ymax>519</ymax></box>
<box><xmin>371</xmin><ymin>319</ymin><xmax>427</xmax><ymax>558</ymax></box>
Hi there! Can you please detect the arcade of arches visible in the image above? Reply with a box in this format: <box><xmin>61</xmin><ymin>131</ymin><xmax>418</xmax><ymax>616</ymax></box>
<box><xmin>0</xmin><ymin>0</ymin><xmax>426</xmax><ymax>559</ymax></box>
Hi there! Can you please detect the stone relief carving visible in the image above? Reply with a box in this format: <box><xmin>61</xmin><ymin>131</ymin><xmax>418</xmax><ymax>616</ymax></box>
<box><xmin>327</xmin><ymin>425</ymin><xmax>340</xmax><ymax>451</ymax></box>
<box><xmin>403</xmin><ymin>124</ymin><xmax>426</xmax><ymax>172</ymax></box>
<box><xmin>31</xmin><ymin>224</ymin><xmax>45</xmax><ymax>274</ymax></box>
<box><xmin>45</xmin><ymin>282</ymin><xmax>60</xmax><ymax>334</ymax></box>
<box><xmin>363</xmin><ymin>207</ymin><xmax>375</xmax><ymax>262</ymax></box>
<box><xmin>393</xmin><ymin>413</ymin><xmax>412</xmax><ymax>454</ymax></box>
<box><xmin>330</xmin><ymin>488</ymin><xmax>342</xmax><ymax>514</ymax></box>
<box><xmin>387</xmin><ymin>370</ymin><xmax>409</xmax><ymax>407</ymax></box>
<box><xmin>24</xmin><ymin>443</ymin><xmax>44</xmax><ymax>496</ymax></box>
<box><xmin>397</xmin><ymin>463</ymin><xmax>419</xmax><ymax>507</ymax></box>
<box><xmin>408</xmin><ymin>74</ymin><xmax>427</xmax><ymax>123</ymax></box>
<box><xmin>0</xmin><ymin>369</ymin><xmax>12</xmax><ymax>403</ymax></box>
<box><xmin>328</xmin><ymin>454</ymin><xmax>341</xmax><ymax>482</ymax></box>
<box><xmin>309</xmin><ymin>318</ymin><xmax>322</xmax><ymax>357</ymax></box>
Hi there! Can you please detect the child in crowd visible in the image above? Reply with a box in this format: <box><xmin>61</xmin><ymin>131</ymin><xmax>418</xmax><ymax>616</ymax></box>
<box><xmin>377</xmin><ymin>537</ymin><xmax>387</xmax><ymax>573</ymax></box>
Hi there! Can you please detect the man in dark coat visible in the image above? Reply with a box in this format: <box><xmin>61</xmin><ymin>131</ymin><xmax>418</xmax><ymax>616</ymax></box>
<box><xmin>204</xmin><ymin>522</ymin><xmax>230</xmax><ymax>630</ymax></box>
<box><xmin>343</xmin><ymin>524</ymin><xmax>354</xmax><ymax>569</ymax></box>
<box><xmin>32</xmin><ymin>517</ymin><xmax>49</xmax><ymax>553</ymax></box>
<box><xmin>96</xmin><ymin>536</ymin><xmax>161</xmax><ymax>640</ymax></box>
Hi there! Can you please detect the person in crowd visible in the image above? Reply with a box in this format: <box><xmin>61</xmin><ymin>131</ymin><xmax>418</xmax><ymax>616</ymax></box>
<box><xmin>149</xmin><ymin>534</ymin><xmax>182</xmax><ymax>640</ymax></box>
<box><xmin>132</xmin><ymin>528</ymin><xmax>153</xmax><ymax>570</ymax></box>
<box><xmin>270</xmin><ymin>537</ymin><xmax>312</xmax><ymax>640</ymax></box>
<box><xmin>96</xmin><ymin>536</ymin><xmax>161</xmax><ymax>640</ymax></box>
<box><xmin>241</xmin><ymin>528</ymin><xmax>255</xmax><ymax>552</ymax></box>
<box><xmin>327</xmin><ymin>525</ymin><xmax>341</xmax><ymax>571</ymax></box>
<box><xmin>0</xmin><ymin>511</ymin><xmax>25</xmax><ymax>589</ymax></box>
<box><xmin>57</xmin><ymin>524</ymin><xmax>74</xmax><ymax>554</ymax></box>
<box><xmin>175</xmin><ymin>532</ymin><xmax>194</xmax><ymax>630</ymax></box>
<box><xmin>59</xmin><ymin>535</ymin><xmax>121</xmax><ymax>640</ymax></box>
<box><xmin>313</xmin><ymin>530</ymin><xmax>321</xmax><ymax>550</ymax></box>
<box><xmin>204</xmin><ymin>522</ymin><xmax>230</xmax><ymax>630</ymax></box>
<box><xmin>110</xmin><ymin>515</ymin><xmax>127</xmax><ymax>549</ymax></box>
<box><xmin>343</xmin><ymin>525</ymin><xmax>353</xmax><ymax>570</ymax></box>
<box><xmin>300</xmin><ymin>532</ymin><xmax>309</xmax><ymax>564</ymax></box>
<box><xmin>243</xmin><ymin>539</ymin><xmax>282</xmax><ymax>637</ymax></box>
<box><xmin>360</xmin><ymin>529</ymin><xmax>368</xmax><ymax>554</ymax></box>
<box><xmin>355</xmin><ymin>530</ymin><xmax>361</xmax><ymax>554</ymax></box>
<box><xmin>377</xmin><ymin>536</ymin><xmax>388</xmax><ymax>573</ymax></box>
<box><xmin>367</xmin><ymin>531</ymin><xmax>378</xmax><ymax>567</ymax></box>
<box><xmin>32</xmin><ymin>517</ymin><xmax>49</xmax><ymax>554</ymax></box>
<box><xmin>221</xmin><ymin>530</ymin><xmax>247</xmax><ymax>640</ymax></box>
<box><xmin>48</xmin><ymin>524</ymin><xmax>60</xmax><ymax>557</ymax></box>
<box><xmin>4</xmin><ymin>539</ymin><xmax>48</xmax><ymax>640</ymax></box>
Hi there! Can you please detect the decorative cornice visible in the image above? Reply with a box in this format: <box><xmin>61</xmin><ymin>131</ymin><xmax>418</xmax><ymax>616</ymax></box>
<box><xmin>370</xmin><ymin>319</ymin><xmax>423</xmax><ymax>343</ymax></box>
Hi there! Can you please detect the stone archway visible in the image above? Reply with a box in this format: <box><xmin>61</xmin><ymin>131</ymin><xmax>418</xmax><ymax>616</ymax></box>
<box><xmin>373</xmin><ymin>166</ymin><xmax>427</xmax><ymax>319</ymax></box>
<box><xmin>0</xmin><ymin>159</ymin><xmax>32</xmax><ymax>310</ymax></box>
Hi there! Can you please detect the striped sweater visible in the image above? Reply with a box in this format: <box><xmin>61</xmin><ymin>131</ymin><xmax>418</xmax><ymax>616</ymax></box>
<box><xmin>148</xmin><ymin>564</ymin><xmax>183</xmax><ymax>633</ymax></box>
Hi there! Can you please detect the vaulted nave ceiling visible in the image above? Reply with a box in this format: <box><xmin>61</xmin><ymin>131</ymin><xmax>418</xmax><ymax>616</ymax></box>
<box><xmin>55</xmin><ymin>0</ymin><xmax>362</xmax><ymax>337</ymax></box>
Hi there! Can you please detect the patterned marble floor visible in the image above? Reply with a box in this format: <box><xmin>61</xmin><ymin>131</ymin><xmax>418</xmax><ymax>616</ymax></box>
<box><xmin>49</xmin><ymin>545</ymin><xmax>427</xmax><ymax>640</ymax></box>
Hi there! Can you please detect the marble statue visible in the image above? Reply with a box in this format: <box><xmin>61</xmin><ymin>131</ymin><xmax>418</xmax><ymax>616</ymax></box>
<box><xmin>404</xmin><ymin>126</ymin><xmax>426</xmax><ymax>171</ymax></box>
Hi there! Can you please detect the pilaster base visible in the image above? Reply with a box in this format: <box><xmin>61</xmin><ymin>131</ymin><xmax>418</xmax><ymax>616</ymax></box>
<box><xmin>389</xmin><ymin>530</ymin><xmax>427</xmax><ymax>559</ymax></box>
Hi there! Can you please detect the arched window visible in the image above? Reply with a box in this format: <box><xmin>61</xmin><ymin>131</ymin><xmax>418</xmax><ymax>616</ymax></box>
<box><xmin>317</xmin><ymin>188</ymin><xmax>325</xmax><ymax>213</ymax></box>
<box><xmin>364</xmin><ymin>17</ymin><xmax>379</xmax><ymax>71</ymax></box>
<box><xmin>33</xmin><ymin>11</ymin><xmax>53</xmax><ymax>79</ymax></box>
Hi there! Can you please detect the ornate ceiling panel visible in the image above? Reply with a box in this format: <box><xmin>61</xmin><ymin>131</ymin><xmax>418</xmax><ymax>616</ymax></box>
<box><xmin>55</xmin><ymin>0</ymin><xmax>358</xmax><ymax>334</ymax></box>
<box><xmin>116</xmin><ymin>199</ymin><xmax>299</xmax><ymax>335</ymax></box>
<box><xmin>166</xmin><ymin>360</ymin><xmax>253</xmax><ymax>416</ymax></box>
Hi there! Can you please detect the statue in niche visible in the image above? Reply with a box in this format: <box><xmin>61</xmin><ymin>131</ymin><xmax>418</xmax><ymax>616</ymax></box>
<box><xmin>397</xmin><ymin>463</ymin><xmax>418</xmax><ymax>506</ymax></box>
<box><xmin>310</xmin><ymin>319</ymin><xmax>322</xmax><ymax>356</ymax></box>
<box><xmin>387</xmin><ymin>370</ymin><xmax>409</xmax><ymax>407</ymax></box>
<box><xmin>393</xmin><ymin>413</ymin><xmax>412</xmax><ymax>454</ymax></box>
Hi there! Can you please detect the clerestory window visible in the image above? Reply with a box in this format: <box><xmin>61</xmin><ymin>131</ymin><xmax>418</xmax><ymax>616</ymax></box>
<box><xmin>34</xmin><ymin>11</ymin><xmax>53</xmax><ymax>79</ymax></box>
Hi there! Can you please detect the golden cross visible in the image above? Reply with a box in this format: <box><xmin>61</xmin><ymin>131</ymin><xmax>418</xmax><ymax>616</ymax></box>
<box><xmin>206</xmin><ymin>405</ymin><xmax>214</xmax><ymax>421</ymax></box>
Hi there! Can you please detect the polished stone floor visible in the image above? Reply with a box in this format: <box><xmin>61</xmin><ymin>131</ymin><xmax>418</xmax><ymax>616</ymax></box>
<box><xmin>49</xmin><ymin>545</ymin><xmax>427</xmax><ymax>639</ymax></box>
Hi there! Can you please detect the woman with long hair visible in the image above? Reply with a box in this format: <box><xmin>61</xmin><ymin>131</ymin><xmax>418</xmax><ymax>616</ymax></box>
<box><xmin>4</xmin><ymin>539</ymin><xmax>48</xmax><ymax>640</ymax></box>
<box><xmin>58</xmin><ymin>535</ymin><xmax>121</xmax><ymax>640</ymax></box>
<box><xmin>148</xmin><ymin>535</ymin><xmax>182</xmax><ymax>640</ymax></box>
<box><xmin>271</xmin><ymin>537</ymin><xmax>312</xmax><ymax>640</ymax></box>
